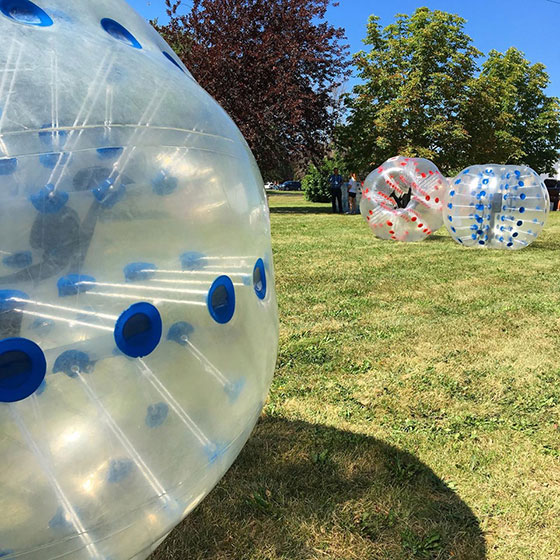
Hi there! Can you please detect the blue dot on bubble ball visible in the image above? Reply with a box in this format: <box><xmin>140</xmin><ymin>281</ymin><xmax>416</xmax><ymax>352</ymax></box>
<box><xmin>145</xmin><ymin>402</ymin><xmax>169</xmax><ymax>428</ymax></box>
<box><xmin>107</xmin><ymin>459</ymin><xmax>134</xmax><ymax>483</ymax></box>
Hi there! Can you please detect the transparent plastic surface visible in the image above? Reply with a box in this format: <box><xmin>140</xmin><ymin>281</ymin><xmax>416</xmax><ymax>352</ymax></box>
<box><xmin>443</xmin><ymin>164</ymin><xmax>549</xmax><ymax>249</ymax></box>
<box><xmin>0</xmin><ymin>1</ymin><xmax>279</xmax><ymax>559</ymax></box>
<box><xmin>360</xmin><ymin>156</ymin><xmax>446</xmax><ymax>242</ymax></box>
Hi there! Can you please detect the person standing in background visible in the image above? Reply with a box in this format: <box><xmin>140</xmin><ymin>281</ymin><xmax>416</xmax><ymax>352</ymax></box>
<box><xmin>341</xmin><ymin>177</ymin><xmax>349</xmax><ymax>213</ymax></box>
<box><xmin>348</xmin><ymin>172</ymin><xmax>360</xmax><ymax>214</ymax></box>
<box><xmin>355</xmin><ymin>177</ymin><xmax>362</xmax><ymax>214</ymax></box>
<box><xmin>328</xmin><ymin>167</ymin><xmax>343</xmax><ymax>213</ymax></box>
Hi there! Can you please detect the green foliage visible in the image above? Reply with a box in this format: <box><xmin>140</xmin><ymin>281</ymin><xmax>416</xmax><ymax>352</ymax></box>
<box><xmin>302</xmin><ymin>158</ymin><xmax>348</xmax><ymax>203</ymax></box>
<box><xmin>465</xmin><ymin>48</ymin><xmax>560</xmax><ymax>174</ymax></box>
<box><xmin>341</xmin><ymin>8</ymin><xmax>480</xmax><ymax>175</ymax></box>
<box><xmin>302</xmin><ymin>163</ymin><xmax>330</xmax><ymax>203</ymax></box>
<box><xmin>401</xmin><ymin>529</ymin><xmax>443</xmax><ymax>558</ymax></box>
<box><xmin>340</xmin><ymin>8</ymin><xmax>560</xmax><ymax>176</ymax></box>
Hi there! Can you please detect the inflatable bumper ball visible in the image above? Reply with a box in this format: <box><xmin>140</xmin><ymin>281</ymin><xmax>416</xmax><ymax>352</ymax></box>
<box><xmin>0</xmin><ymin>1</ymin><xmax>278</xmax><ymax>559</ymax></box>
<box><xmin>360</xmin><ymin>156</ymin><xmax>446</xmax><ymax>242</ymax></box>
<box><xmin>443</xmin><ymin>164</ymin><xmax>549</xmax><ymax>249</ymax></box>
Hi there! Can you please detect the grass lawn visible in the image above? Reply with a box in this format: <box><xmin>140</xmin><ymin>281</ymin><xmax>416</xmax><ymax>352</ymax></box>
<box><xmin>153</xmin><ymin>191</ymin><xmax>560</xmax><ymax>560</ymax></box>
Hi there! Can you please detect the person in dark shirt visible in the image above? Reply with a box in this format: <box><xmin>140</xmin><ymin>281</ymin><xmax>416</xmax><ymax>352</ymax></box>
<box><xmin>328</xmin><ymin>168</ymin><xmax>343</xmax><ymax>213</ymax></box>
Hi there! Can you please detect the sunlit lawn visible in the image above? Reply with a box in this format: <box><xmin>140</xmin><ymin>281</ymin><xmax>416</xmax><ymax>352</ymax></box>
<box><xmin>153</xmin><ymin>191</ymin><xmax>560</xmax><ymax>560</ymax></box>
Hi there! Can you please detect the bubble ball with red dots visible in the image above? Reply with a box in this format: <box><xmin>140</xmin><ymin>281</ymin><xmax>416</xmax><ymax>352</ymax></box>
<box><xmin>359</xmin><ymin>156</ymin><xmax>447</xmax><ymax>242</ymax></box>
<box><xmin>443</xmin><ymin>164</ymin><xmax>550</xmax><ymax>249</ymax></box>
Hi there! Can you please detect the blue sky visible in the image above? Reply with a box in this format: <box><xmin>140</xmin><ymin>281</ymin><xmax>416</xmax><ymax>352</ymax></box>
<box><xmin>127</xmin><ymin>0</ymin><xmax>560</xmax><ymax>97</ymax></box>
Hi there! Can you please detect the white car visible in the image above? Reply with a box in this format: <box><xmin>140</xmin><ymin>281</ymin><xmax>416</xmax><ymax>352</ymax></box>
<box><xmin>264</xmin><ymin>182</ymin><xmax>275</xmax><ymax>190</ymax></box>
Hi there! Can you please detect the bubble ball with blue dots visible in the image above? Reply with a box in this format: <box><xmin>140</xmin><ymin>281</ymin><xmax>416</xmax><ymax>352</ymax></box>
<box><xmin>443</xmin><ymin>164</ymin><xmax>550</xmax><ymax>249</ymax></box>
<box><xmin>0</xmin><ymin>1</ymin><xmax>278</xmax><ymax>559</ymax></box>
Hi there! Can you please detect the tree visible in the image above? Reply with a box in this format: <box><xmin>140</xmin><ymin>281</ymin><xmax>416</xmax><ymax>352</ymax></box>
<box><xmin>341</xmin><ymin>8</ymin><xmax>480</xmax><ymax>175</ymax></box>
<box><xmin>464</xmin><ymin>48</ymin><xmax>560</xmax><ymax>174</ymax></box>
<box><xmin>340</xmin><ymin>8</ymin><xmax>560</xmax><ymax>177</ymax></box>
<box><xmin>302</xmin><ymin>156</ymin><xmax>347</xmax><ymax>202</ymax></box>
<box><xmin>152</xmin><ymin>1</ymin><xmax>191</xmax><ymax>62</ymax></box>
<box><xmin>154</xmin><ymin>0</ymin><xmax>350</xmax><ymax>179</ymax></box>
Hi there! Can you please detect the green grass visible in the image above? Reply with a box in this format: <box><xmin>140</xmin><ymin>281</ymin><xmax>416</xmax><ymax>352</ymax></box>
<box><xmin>153</xmin><ymin>192</ymin><xmax>560</xmax><ymax>560</ymax></box>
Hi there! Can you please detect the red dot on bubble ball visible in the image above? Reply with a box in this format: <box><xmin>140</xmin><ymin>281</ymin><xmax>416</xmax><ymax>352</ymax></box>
<box><xmin>389</xmin><ymin>230</ymin><xmax>394</xmax><ymax>234</ymax></box>
<box><xmin>387</xmin><ymin>221</ymin><xmax>393</xmax><ymax>226</ymax></box>
<box><xmin>435</xmin><ymin>198</ymin><xmax>439</xmax><ymax>203</ymax></box>
<box><xmin>411</xmin><ymin>217</ymin><xmax>417</xmax><ymax>222</ymax></box>
<box><xmin>423</xmin><ymin>228</ymin><xmax>428</xmax><ymax>233</ymax></box>
<box><xmin>421</xmin><ymin>173</ymin><xmax>426</xmax><ymax>178</ymax></box>
<box><xmin>425</xmin><ymin>195</ymin><xmax>430</xmax><ymax>201</ymax></box>
<box><xmin>418</xmin><ymin>223</ymin><xmax>423</xmax><ymax>228</ymax></box>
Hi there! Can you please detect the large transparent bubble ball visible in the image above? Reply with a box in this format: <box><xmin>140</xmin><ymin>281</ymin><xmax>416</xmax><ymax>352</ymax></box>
<box><xmin>443</xmin><ymin>164</ymin><xmax>550</xmax><ymax>249</ymax></box>
<box><xmin>360</xmin><ymin>156</ymin><xmax>446</xmax><ymax>242</ymax></box>
<box><xmin>0</xmin><ymin>1</ymin><xmax>278</xmax><ymax>559</ymax></box>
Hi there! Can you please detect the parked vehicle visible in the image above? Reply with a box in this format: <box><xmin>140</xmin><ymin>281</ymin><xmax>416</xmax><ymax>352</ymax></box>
<box><xmin>264</xmin><ymin>182</ymin><xmax>275</xmax><ymax>190</ymax></box>
<box><xmin>279</xmin><ymin>180</ymin><xmax>302</xmax><ymax>191</ymax></box>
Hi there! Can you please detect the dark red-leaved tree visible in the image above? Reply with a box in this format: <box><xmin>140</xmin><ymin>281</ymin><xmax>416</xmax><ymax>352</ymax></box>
<box><xmin>153</xmin><ymin>0</ymin><xmax>349</xmax><ymax>179</ymax></box>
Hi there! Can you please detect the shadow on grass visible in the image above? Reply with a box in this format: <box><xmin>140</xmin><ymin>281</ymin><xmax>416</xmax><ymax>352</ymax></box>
<box><xmin>424</xmin><ymin>233</ymin><xmax>451</xmax><ymax>243</ymax></box>
<box><xmin>422</xmin><ymin>235</ymin><xmax>560</xmax><ymax>250</ymax></box>
<box><xmin>520</xmin><ymin>239</ymin><xmax>560</xmax><ymax>252</ymax></box>
<box><xmin>151</xmin><ymin>417</ymin><xmax>486</xmax><ymax>560</ymax></box>
<box><xmin>267</xmin><ymin>191</ymin><xmax>303</xmax><ymax>196</ymax></box>
<box><xmin>269</xmin><ymin>206</ymin><xmax>334</xmax><ymax>214</ymax></box>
